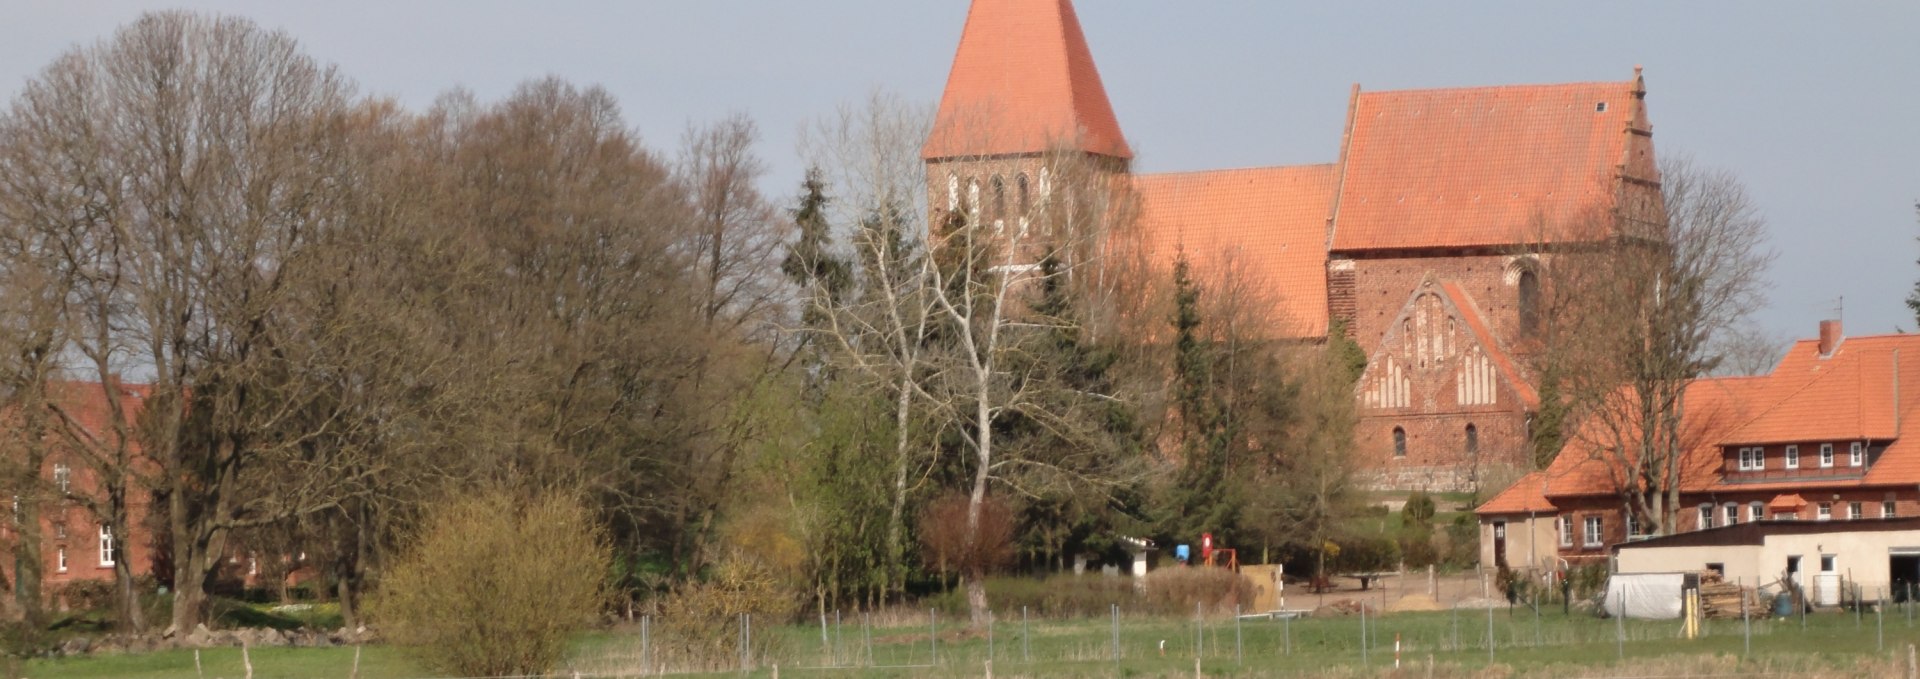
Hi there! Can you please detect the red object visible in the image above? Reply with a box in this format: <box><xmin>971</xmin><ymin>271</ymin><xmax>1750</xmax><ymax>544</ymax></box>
<box><xmin>1200</xmin><ymin>533</ymin><xmax>1213</xmax><ymax>562</ymax></box>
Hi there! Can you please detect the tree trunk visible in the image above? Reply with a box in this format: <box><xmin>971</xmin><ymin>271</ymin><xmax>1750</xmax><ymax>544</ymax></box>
<box><xmin>884</xmin><ymin>372</ymin><xmax>913</xmax><ymax>603</ymax></box>
<box><xmin>963</xmin><ymin>387</ymin><xmax>993</xmax><ymax>626</ymax></box>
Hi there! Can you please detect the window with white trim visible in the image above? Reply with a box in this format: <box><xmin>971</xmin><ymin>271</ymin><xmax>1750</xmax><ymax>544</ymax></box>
<box><xmin>97</xmin><ymin>524</ymin><xmax>114</xmax><ymax>567</ymax></box>
<box><xmin>53</xmin><ymin>522</ymin><xmax>66</xmax><ymax>540</ymax></box>
<box><xmin>1848</xmin><ymin>502</ymin><xmax>1863</xmax><ymax>520</ymax></box>
<box><xmin>1817</xmin><ymin>502</ymin><xmax>1832</xmax><ymax>521</ymax></box>
<box><xmin>1886</xmin><ymin>500</ymin><xmax>1898</xmax><ymax>518</ymax></box>
<box><xmin>1850</xmin><ymin>442</ymin><xmax>1864</xmax><ymax>467</ymax></box>
<box><xmin>1698</xmin><ymin>504</ymin><xmax>1714</xmax><ymax>530</ymax></box>
<box><xmin>52</xmin><ymin>463</ymin><xmax>70</xmax><ymax>494</ymax></box>
<box><xmin>1786</xmin><ymin>445</ymin><xmax>1800</xmax><ymax>469</ymax></box>
<box><xmin>1583</xmin><ymin>516</ymin><xmax>1604</xmax><ymax>547</ymax></box>
<box><xmin>1723</xmin><ymin>503</ymin><xmax>1739</xmax><ymax>526</ymax></box>
<box><xmin>57</xmin><ymin>548</ymin><xmax>67</xmax><ymax>573</ymax></box>
<box><xmin>1820</xmin><ymin>444</ymin><xmax>1835</xmax><ymax>468</ymax></box>
<box><xmin>1749</xmin><ymin>502</ymin><xmax>1764</xmax><ymax>523</ymax></box>
<box><xmin>1558</xmin><ymin>516</ymin><xmax>1572</xmax><ymax>547</ymax></box>
<box><xmin>1626</xmin><ymin>513</ymin><xmax>1641</xmax><ymax>537</ymax></box>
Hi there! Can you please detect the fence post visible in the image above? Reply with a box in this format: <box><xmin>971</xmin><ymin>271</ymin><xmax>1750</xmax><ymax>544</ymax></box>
<box><xmin>1022</xmin><ymin>605</ymin><xmax>1030</xmax><ymax>663</ymax></box>
<box><xmin>1616</xmin><ymin>585</ymin><xmax>1625</xmax><ymax>661</ymax></box>
<box><xmin>1112</xmin><ymin>603</ymin><xmax>1121</xmax><ymax>664</ymax></box>
<box><xmin>1742</xmin><ymin>577</ymin><xmax>1751</xmax><ymax>657</ymax></box>
<box><xmin>1234</xmin><ymin>604</ymin><xmax>1243</xmax><ymax>666</ymax></box>
<box><xmin>641</xmin><ymin>615</ymin><xmax>651</xmax><ymax>676</ymax></box>
<box><xmin>835</xmin><ymin>609</ymin><xmax>843</xmax><ymax>667</ymax></box>
<box><xmin>1487</xmin><ymin>597</ymin><xmax>1495</xmax><ymax>664</ymax></box>
<box><xmin>820</xmin><ymin>610</ymin><xmax>830</xmax><ymax>666</ymax></box>
<box><xmin>1361</xmin><ymin>601</ymin><xmax>1369</xmax><ymax>665</ymax></box>
<box><xmin>1284</xmin><ymin>611</ymin><xmax>1292</xmax><ymax>656</ymax></box>
<box><xmin>930</xmin><ymin>608</ymin><xmax>938</xmax><ymax>667</ymax></box>
<box><xmin>987</xmin><ymin>609</ymin><xmax>995</xmax><ymax>663</ymax></box>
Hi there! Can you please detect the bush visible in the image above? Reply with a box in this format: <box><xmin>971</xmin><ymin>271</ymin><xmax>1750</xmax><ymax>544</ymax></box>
<box><xmin>376</xmin><ymin>488</ymin><xmax>610</xmax><ymax>677</ymax></box>
<box><xmin>653</xmin><ymin>555</ymin><xmax>794</xmax><ymax>672</ymax></box>
<box><xmin>1141</xmin><ymin>567</ymin><xmax>1253</xmax><ymax>615</ymax></box>
<box><xmin>1402</xmin><ymin>491</ymin><xmax>1436</xmax><ymax>525</ymax></box>
<box><xmin>1443</xmin><ymin>514</ymin><xmax>1480</xmax><ymax>569</ymax></box>
<box><xmin>1329</xmin><ymin>534</ymin><xmax>1399</xmax><ymax>573</ymax></box>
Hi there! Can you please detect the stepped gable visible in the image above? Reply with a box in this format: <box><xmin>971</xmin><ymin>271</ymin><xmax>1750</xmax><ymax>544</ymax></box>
<box><xmin>1330</xmin><ymin>76</ymin><xmax>1653</xmax><ymax>252</ymax></box>
<box><xmin>1134</xmin><ymin>165</ymin><xmax>1336</xmax><ymax>338</ymax></box>
<box><xmin>923</xmin><ymin>0</ymin><xmax>1131</xmax><ymax>161</ymax></box>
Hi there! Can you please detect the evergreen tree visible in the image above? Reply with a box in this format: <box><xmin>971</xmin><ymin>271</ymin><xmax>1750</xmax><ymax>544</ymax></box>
<box><xmin>1154</xmin><ymin>253</ymin><xmax>1245</xmax><ymax>550</ymax></box>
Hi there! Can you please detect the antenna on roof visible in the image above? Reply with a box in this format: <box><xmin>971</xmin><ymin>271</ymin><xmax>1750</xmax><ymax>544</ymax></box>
<box><xmin>1836</xmin><ymin>296</ymin><xmax>1845</xmax><ymax>323</ymax></box>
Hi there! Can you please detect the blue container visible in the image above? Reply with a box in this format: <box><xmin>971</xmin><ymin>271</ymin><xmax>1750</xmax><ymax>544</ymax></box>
<box><xmin>1773</xmin><ymin>592</ymin><xmax>1794</xmax><ymax>617</ymax></box>
<box><xmin>1175</xmin><ymin>544</ymin><xmax>1191</xmax><ymax>563</ymax></box>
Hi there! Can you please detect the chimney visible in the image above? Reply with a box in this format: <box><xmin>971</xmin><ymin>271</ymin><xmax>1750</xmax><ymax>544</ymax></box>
<box><xmin>1818</xmin><ymin>320</ymin><xmax>1843</xmax><ymax>357</ymax></box>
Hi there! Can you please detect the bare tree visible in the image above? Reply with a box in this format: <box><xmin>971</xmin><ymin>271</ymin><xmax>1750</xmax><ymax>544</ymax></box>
<box><xmin>1546</xmin><ymin>157</ymin><xmax>1773</xmax><ymax>536</ymax></box>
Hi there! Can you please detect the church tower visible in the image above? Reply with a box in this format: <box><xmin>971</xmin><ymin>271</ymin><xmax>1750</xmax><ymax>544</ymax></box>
<box><xmin>923</xmin><ymin>0</ymin><xmax>1131</xmax><ymax>236</ymax></box>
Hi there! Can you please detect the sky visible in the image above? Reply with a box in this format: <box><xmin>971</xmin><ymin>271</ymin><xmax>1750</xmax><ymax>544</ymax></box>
<box><xmin>3</xmin><ymin>1</ymin><xmax>1917</xmax><ymax>344</ymax></box>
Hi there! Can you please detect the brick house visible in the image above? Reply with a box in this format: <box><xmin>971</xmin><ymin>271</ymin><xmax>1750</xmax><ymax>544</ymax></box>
<box><xmin>924</xmin><ymin>0</ymin><xmax>1662</xmax><ymax>489</ymax></box>
<box><xmin>1479</xmin><ymin>323</ymin><xmax>1920</xmax><ymax>569</ymax></box>
<box><xmin>0</xmin><ymin>380</ymin><xmax>158</xmax><ymax>606</ymax></box>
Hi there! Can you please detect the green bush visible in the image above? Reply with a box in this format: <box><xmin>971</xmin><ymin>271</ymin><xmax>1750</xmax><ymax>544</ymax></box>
<box><xmin>1443</xmin><ymin>514</ymin><xmax>1479</xmax><ymax>569</ymax></box>
<box><xmin>1329</xmin><ymin>535</ymin><xmax>1399</xmax><ymax>573</ymax></box>
<box><xmin>1402</xmin><ymin>491</ymin><xmax>1436</xmax><ymax>525</ymax></box>
<box><xmin>376</xmin><ymin>489</ymin><xmax>610</xmax><ymax>677</ymax></box>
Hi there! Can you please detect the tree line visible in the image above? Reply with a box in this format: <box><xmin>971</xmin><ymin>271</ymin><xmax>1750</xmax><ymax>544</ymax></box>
<box><xmin>0</xmin><ymin>13</ymin><xmax>1373</xmax><ymax>633</ymax></box>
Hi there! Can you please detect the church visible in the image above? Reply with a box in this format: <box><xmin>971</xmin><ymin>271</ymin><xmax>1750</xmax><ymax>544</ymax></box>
<box><xmin>921</xmin><ymin>0</ymin><xmax>1662</xmax><ymax>491</ymax></box>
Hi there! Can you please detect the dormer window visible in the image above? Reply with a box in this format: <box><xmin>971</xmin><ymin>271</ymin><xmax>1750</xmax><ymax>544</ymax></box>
<box><xmin>1785</xmin><ymin>445</ymin><xmax>1800</xmax><ymax>469</ymax></box>
<box><xmin>1736</xmin><ymin>447</ymin><xmax>1764</xmax><ymax>471</ymax></box>
<box><xmin>1850</xmin><ymin>442</ymin><xmax>1864</xmax><ymax>467</ymax></box>
<box><xmin>1820</xmin><ymin>444</ymin><xmax>1835</xmax><ymax>469</ymax></box>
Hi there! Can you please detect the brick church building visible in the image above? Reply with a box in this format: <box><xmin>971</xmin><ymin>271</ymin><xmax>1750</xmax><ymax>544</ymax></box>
<box><xmin>923</xmin><ymin>0</ymin><xmax>1662</xmax><ymax>490</ymax></box>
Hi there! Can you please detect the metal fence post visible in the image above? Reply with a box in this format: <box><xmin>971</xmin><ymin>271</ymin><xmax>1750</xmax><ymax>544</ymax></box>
<box><xmin>1234</xmin><ymin>604</ymin><xmax>1243</xmax><ymax>666</ymax></box>
<box><xmin>1111</xmin><ymin>603</ymin><xmax>1121</xmax><ymax>664</ymax></box>
<box><xmin>1195</xmin><ymin>601</ymin><xmax>1203</xmax><ymax>659</ymax></box>
<box><xmin>1022</xmin><ymin>605</ymin><xmax>1030</xmax><ymax>663</ymax></box>
<box><xmin>1361</xmin><ymin>601</ymin><xmax>1369</xmax><ymax>665</ymax></box>
<box><xmin>930</xmin><ymin>608</ymin><xmax>938</xmax><ymax>667</ymax></box>
<box><xmin>1284</xmin><ymin>612</ymin><xmax>1292</xmax><ymax>655</ymax></box>
<box><xmin>1616</xmin><ymin>585</ymin><xmax>1625</xmax><ymax>661</ymax></box>
<box><xmin>641</xmin><ymin>615</ymin><xmax>651</xmax><ymax>676</ymax></box>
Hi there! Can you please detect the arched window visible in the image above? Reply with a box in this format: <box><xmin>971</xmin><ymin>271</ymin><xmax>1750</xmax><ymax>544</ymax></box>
<box><xmin>946</xmin><ymin>173</ymin><xmax>959</xmax><ymax>211</ymax></box>
<box><xmin>990</xmin><ymin>175</ymin><xmax>1006</xmax><ymax>227</ymax></box>
<box><xmin>1518</xmin><ymin>269</ymin><xmax>1541</xmax><ymax>337</ymax></box>
<box><xmin>1465</xmin><ymin>424</ymin><xmax>1479</xmax><ymax>456</ymax></box>
<box><xmin>1392</xmin><ymin>427</ymin><xmax>1408</xmax><ymax>458</ymax></box>
<box><xmin>1016</xmin><ymin>174</ymin><xmax>1031</xmax><ymax>215</ymax></box>
<box><xmin>967</xmin><ymin>178</ymin><xmax>980</xmax><ymax>221</ymax></box>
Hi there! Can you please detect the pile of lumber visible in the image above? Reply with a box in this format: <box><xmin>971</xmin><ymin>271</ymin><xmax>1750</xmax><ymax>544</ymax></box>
<box><xmin>1698</xmin><ymin>572</ymin><xmax>1761</xmax><ymax>618</ymax></box>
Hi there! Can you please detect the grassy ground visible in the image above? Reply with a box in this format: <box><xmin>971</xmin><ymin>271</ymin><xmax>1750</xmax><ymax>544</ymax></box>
<box><xmin>22</xmin><ymin>605</ymin><xmax>1920</xmax><ymax>678</ymax></box>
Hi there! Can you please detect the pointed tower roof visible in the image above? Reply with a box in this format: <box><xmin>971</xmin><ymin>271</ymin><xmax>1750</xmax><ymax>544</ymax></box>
<box><xmin>922</xmin><ymin>0</ymin><xmax>1132</xmax><ymax>161</ymax></box>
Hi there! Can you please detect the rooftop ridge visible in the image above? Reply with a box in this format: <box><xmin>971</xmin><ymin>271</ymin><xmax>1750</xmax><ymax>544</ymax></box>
<box><xmin>923</xmin><ymin>0</ymin><xmax>1131</xmax><ymax>161</ymax></box>
<box><xmin>1354</xmin><ymin>79</ymin><xmax>1638</xmax><ymax>98</ymax></box>
<box><xmin>1134</xmin><ymin>163</ymin><xmax>1337</xmax><ymax>179</ymax></box>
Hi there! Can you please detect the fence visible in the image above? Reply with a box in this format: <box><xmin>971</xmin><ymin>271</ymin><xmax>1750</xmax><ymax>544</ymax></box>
<box><xmin>569</xmin><ymin>577</ymin><xmax>1920</xmax><ymax>677</ymax></box>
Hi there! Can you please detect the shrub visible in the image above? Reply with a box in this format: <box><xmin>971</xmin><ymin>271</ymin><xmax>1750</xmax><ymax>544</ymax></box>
<box><xmin>1329</xmin><ymin>534</ymin><xmax>1399</xmax><ymax>573</ymax></box>
<box><xmin>653</xmin><ymin>555</ymin><xmax>794</xmax><ymax>672</ymax></box>
<box><xmin>1141</xmin><ymin>567</ymin><xmax>1253</xmax><ymax>615</ymax></box>
<box><xmin>376</xmin><ymin>488</ymin><xmax>610</xmax><ymax>678</ymax></box>
<box><xmin>1443</xmin><ymin>514</ymin><xmax>1480</xmax><ymax>568</ymax></box>
<box><xmin>1402</xmin><ymin>491</ymin><xmax>1436</xmax><ymax>525</ymax></box>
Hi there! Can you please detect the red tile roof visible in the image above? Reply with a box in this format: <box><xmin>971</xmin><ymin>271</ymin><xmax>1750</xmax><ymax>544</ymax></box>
<box><xmin>1543</xmin><ymin>376</ymin><xmax>1769</xmax><ymax>498</ymax></box>
<box><xmin>1767</xmin><ymin>493</ymin><xmax>1808</xmax><ymax>510</ymax></box>
<box><xmin>1134</xmin><ymin>166</ymin><xmax>1335</xmax><ymax>338</ymax></box>
<box><xmin>1476</xmin><ymin>471</ymin><xmax>1556</xmax><ymax>515</ymax></box>
<box><xmin>1723</xmin><ymin>334</ymin><xmax>1920</xmax><ymax>446</ymax></box>
<box><xmin>1330</xmin><ymin>78</ymin><xmax>1653</xmax><ymax>252</ymax></box>
<box><xmin>1436</xmin><ymin>282</ymin><xmax>1539</xmax><ymax>410</ymax></box>
<box><xmin>923</xmin><ymin>0</ymin><xmax>1131</xmax><ymax>161</ymax></box>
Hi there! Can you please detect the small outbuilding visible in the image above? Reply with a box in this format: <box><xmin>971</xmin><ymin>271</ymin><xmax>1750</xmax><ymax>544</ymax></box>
<box><xmin>1612</xmin><ymin>517</ymin><xmax>1920</xmax><ymax>606</ymax></box>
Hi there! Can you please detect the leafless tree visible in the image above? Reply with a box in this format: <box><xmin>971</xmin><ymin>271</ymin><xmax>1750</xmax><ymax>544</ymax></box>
<box><xmin>1546</xmin><ymin>157</ymin><xmax>1773</xmax><ymax>536</ymax></box>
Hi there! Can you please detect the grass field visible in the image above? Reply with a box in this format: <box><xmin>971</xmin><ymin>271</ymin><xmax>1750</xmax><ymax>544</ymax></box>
<box><xmin>22</xmin><ymin>604</ymin><xmax>1920</xmax><ymax>678</ymax></box>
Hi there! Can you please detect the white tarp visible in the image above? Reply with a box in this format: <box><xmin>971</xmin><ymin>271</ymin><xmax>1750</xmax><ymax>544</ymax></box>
<box><xmin>1605</xmin><ymin>573</ymin><xmax>1685</xmax><ymax>619</ymax></box>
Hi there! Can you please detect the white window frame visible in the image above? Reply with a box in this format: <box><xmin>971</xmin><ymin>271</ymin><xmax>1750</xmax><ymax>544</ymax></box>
<box><xmin>1848</xmin><ymin>502</ymin><xmax>1863</xmax><ymax>520</ymax></box>
<box><xmin>1626</xmin><ymin>513</ymin><xmax>1641</xmax><ymax>538</ymax></box>
<box><xmin>1698</xmin><ymin>504</ymin><xmax>1714</xmax><ymax>530</ymax></box>
<box><xmin>1753</xmin><ymin>446</ymin><xmax>1766</xmax><ymax>470</ymax></box>
<box><xmin>97</xmin><ymin>524</ymin><xmax>115</xmax><ymax>567</ymax></box>
<box><xmin>52</xmin><ymin>463</ymin><xmax>70</xmax><ymax>494</ymax></box>
<box><xmin>1724</xmin><ymin>503</ymin><xmax>1740</xmax><ymax>526</ymax></box>
<box><xmin>1749</xmin><ymin>502</ymin><xmax>1764</xmax><ymax>523</ymax></box>
<box><xmin>1886</xmin><ymin>500</ymin><xmax>1899</xmax><ymax>518</ymax></box>
<box><xmin>1786</xmin><ymin>445</ymin><xmax>1800</xmax><ymax>469</ymax></box>
<box><xmin>1850</xmin><ymin>442</ymin><xmax>1864</xmax><ymax>467</ymax></box>
<box><xmin>1818</xmin><ymin>502</ymin><xmax>1833</xmax><ymax>521</ymax></box>
<box><xmin>56</xmin><ymin>547</ymin><xmax>67</xmax><ymax>573</ymax></box>
<box><xmin>1820</xmin><ymin>444</ymin><xmax>1835</xmax><ymax>469</ymax></box>
<box><xmin>1558</xmin><ymin>515</ymin><xmax>1572</xmax><ymax>547</ymax></box>
<box><xmin>1583</xmin><ymin>516</ymin><xmax>1604</xmax><ymax>547</ymax></box>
